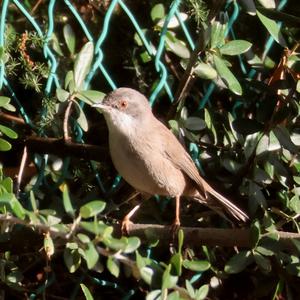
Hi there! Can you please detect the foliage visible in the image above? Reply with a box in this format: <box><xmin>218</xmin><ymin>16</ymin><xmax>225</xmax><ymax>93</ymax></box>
<box><xmin>0</xmin><ymin>0</ymin><xmax>300</xmax><ymax>299</ymax></box>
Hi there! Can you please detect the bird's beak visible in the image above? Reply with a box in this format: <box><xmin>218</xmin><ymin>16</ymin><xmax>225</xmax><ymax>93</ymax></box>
<box><xmin>92</xmin><ymin>102</ymin><xmax>109</xmax><ymax>112</ymax></box>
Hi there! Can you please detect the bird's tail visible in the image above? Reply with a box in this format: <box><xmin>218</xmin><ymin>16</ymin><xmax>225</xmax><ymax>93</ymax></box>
<box><xmin>195</xmin><ymin>183</ymin><xmax>249</xmax><ymax>222</ymax></box>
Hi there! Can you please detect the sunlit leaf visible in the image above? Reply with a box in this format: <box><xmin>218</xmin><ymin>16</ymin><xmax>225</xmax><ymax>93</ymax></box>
<box><xmin>80</xmin><ymin>200</ymin><xmax>106</xmax><ymax>218</ymax></box>
<box><xmin>256</xmin><ymin>10</ymin><xmax>286</xmax><ymax>46</ymax></box>
<box><xmin>0</xmin><ymin>138</ymin><xmax>11</xmax><ymax>151</ymax></box>
<box><xmin>80</xmin><ymin>284</ymin><xmax>94</xmax><ymax>300</ymax></box>
<box><xmin>63</xmin><ymin>24</ymin><xmax>76</xmax><ymax>55</ymax></box>
<box><xmin>213</xmin><ymin>54</ymin><xmax>242</xmax><ymax>95</ymax></box>
<box><xmin>107</xmin><ymin>256</ymin><xmax>120</xmax><ymax>278</ymax></box>
<box><xmin>151</xmin><ymin>3</ymin><xmax>165</xmax><ymax>22</ymax></box>
<box><xmin>193</xmin><ymin>62</ymin><xmax>217</xmax><ymax>79</ymax></box>
<box><xmin>56</xmin><ymin>88</ymin><xmax>70</xmax><ymax>102</ymax></box>
<box><xmin>220</xmin><ymin>40</ymin><xmax>252</xmax><ymax>56</ymax></box>
<box><xmin>74</xmin><ymin>42</ymin><xmax>94</xmax><ymax>90</ymax></box>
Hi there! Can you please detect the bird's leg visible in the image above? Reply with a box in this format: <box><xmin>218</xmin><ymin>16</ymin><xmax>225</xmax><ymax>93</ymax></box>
<box><xmin>121</xmin><ymin>204</ymin><xmax>141</xmax><ymax>235</ymax></box>
<box><xmin>171</xmin><ymin>195</ymin><xmax>181</xmax><ymax>235</ymax></box>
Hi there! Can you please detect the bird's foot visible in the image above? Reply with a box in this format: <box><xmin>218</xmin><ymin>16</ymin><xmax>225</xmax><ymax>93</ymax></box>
<box><xmin>121</xmin><ymin>217</ymin><xmax>133</xmax><ymax>236</ymax></box>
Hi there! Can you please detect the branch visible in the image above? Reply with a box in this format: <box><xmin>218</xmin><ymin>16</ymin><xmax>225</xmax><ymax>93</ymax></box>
<box><xmin>25</xmin><ymin>136</ymin><xmax>109</xmax><ymax>161</ymax></box>
<box><xmin>124</xmin><ymin>223</ymin><xmax>300</xmax><ymax>248</ymax></box>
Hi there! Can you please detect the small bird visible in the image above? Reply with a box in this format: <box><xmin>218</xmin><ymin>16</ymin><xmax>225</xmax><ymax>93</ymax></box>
<box><xmin>93</xmin><ymin>88</ymin><xmax>248</xmax><ymax>229</ymax></box>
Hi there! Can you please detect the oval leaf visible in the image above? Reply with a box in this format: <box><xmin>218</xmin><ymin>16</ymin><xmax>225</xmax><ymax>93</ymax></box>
<box><xmin>183</xmin><ymin>260</ymin><xmax>211</xmax><ymax>272</ymax></box>
<box><xmin>0</xmin><ymin>96</ymin><xmax>10</xmax><ymax>107</ymax></box>
<box><xmin>225</xmin><ymin>250</ymin><xmax>253</xmax><ymax>274</ymax></box>
<box><xmin>213</xmin><ymin>54</ymin><xmax>242</xmax><ymax>95</ymax></box>
<box><xmin>185</xmin><ymin>117</ymin><xmax>206</xmax><ymax>131</ymax></box>
<box><xmin>74</xmin><ymin>42</ymin><xmax>94</xmax><ymax>90</ymax></box>
<box><xmin>220</xmin><ymin>40</ymin><xmax>252</xmax><ymax>56</ymax></box>
<box><xmin>56</xmin><ymin>88</ymin><xmax>70</xmax><ymax>102</ymax></box>
<box><xmin>0</xmin><ymin>138</ymin><xmax>12</xmax><ymax>151</ymax></box>
<box><xmin>76</xmin><ymin>90</ymin><xmax>106</xmax><ymax>105</ymax></box>
<box><xmin>256</xmin><ymin>10</ymin><xmax>286</xmax><ymax>46</ymax></box>
<box><xmin>80</xmin><ymin>284</ymin><xmax>94</xmax><ymax>300</ymax></box>
<box><xmin>80</xmin><ymin>200</ymin><xmax>106</xmax><ymax>218</ymax></box>
<box><xmin>151</xmin><ymin>3</ymin><xmax>165</xmax><ymax>22</ymax></box>
<box><xmin>193</xmin><ymin>62</ymin><xmax>217</xmax><ymax>79</ymax></box>
<box><xmin>0</xmin><ymin>125</ymin><xmax>17</xmax><ymax>139</ymax></box>
<box><xmin>63</xmin><ymin>24</ymin><xmax>76</xmax><ymax>55</ymax></box>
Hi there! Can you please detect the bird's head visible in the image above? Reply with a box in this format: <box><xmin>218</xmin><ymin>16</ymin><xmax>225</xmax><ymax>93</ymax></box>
<box><xmin>93</xmin><ymin>87</ymin><xmax>152</xmax><ymax>132</ymax></box>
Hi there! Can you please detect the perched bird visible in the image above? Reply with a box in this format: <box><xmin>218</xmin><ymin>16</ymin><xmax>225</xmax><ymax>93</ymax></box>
<box><xmin>93</xmin><ymin>88</ymin><xmax>248</xmax><ymax>228</ymax></box>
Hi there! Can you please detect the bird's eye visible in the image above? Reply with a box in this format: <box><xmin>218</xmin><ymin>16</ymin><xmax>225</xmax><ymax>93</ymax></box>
<box><xmin>119</xmin><ymin>99</ymin><xmax>128</xmax><ymax>110</ymax></box>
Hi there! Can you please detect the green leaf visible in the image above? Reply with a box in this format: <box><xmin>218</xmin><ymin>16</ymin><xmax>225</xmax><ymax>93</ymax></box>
<box><xmin>273</xmin><ymin>126</ymin><xmax>298</xmax><ymax>154</ymax></box>
<box><xmin>0</xmin><ymin>125</ymin><xmax>18</xmax><ymax>139</ymax></box>
<box><xmin>220</xmin><ymin>40</ymin><xmax>252</xmax><ymax>56</ymax></box>
<box><xmin>64</xmin><ymin>246</ymin><xmax>81</xmax><ymax>273</ymax></box>
<box><xmin>253</xmin><ymin>251</ymin><xmax>271</xmax><ymax>272</ymax></box>
<box><xmin>165</xmin><ymin>33</ymin><xmax>190</xmax><ymax>59</ymax></box>
<box><xmin>74</xmin><ymin>42</ymin><xmax>94</xmax><ymax>90</ymax></box>
<box><xmin>11</xmin><ymin>196</ymin><xmax>25</xmax><ymax>219</ymax></box>
<box><xmin>77</xmin><ymin>233</ymin><xmax>91</xmax><ymax>244</ymax></box>
<box><xmin>146</xmin><ymin>290</ymin><xmax>161</xmax><ymax>300</ymax></box>
<box><xmin>151</xmin><ymin>3</ymin><xmax>165</xmax><ymax>22</ymax></box>
<box><xmin>157</xmin><ymin>13</ymin><xmax>187</xmax><ymax>28</ymax></box>
<box><xmin>210</xmin><ymin>20</ymin><xmax>226</xmax><ymax>49</ymax></box>
<box><xmin>80</xmin><ymin>200</ymin><xmax>106</xmax><ymax>218</ymax></box>
<box><xmin>30</xmin><ymin>190</ymin><xmax>37</xmax><ymax>211</ymax></box>
<box><xmin>74</xmin><ymin>101</ymin><xmax>88</xmax><ymax>132</ymax></box>
<box><xmin>56</xmin><ymin>88</ymin><xmax>70</xmax><ymax>102</ymax></box>
<box><xmin>162</xmin><ymin>265</ymin><xmax>178</xmax><ymax>290</ymax></box>
<box><xmin>250</xmin><ymin>220</ymin><xmax>261</xmax><ymax>248</ymax></box>
<box><xmin>76</xmin><ymin>90</ymin><xmax>106</xmax><ymax>105</ymax></box>
<box><xmin>232</xmin><ymin>118</ymin><xmax>263</xmax><ymax>135</ymax></box>
<box><xmin>256</xmin><ymin>246</ymin><xmax>274</xmax><ymax>256</ymax></box>
<box><xmin>80</xmin><ymin>284</ymin><xmax>94</xmax><ymax>300</ymax></box>
<box><xmin>195</xmin><ymin>284</ymin><xmax>209</xmax><ymax>300</ymax></box>
<box><xmin>140</xmin><ymin>51</ymin><xmax>152</xmax><ymax>63</ymax></box>
<box><xmin>62</xmin><ymin>184</ymin><xmax>75</xmax><ymax>217</ymax></box>
<box><xmin>0</xmin><ymin>96</ymin><xmax>10</xmax><ymax>107</ymax></box>
<box><xmin>289</xmin><ymin>194</ymin><xmax>300</xmax><ymax>214</ymax></box>
<box><xmin>225</xmin><ymin>250</ymin><xmax>253</xmax><ymax>274</ymax></box>
<box><xmin>103</xmin><ymin>236</ymin><xmax>127</xmax><ymax>251</ymax></box>
<box><xmin>83</xmin><ymin>242</ymin><xmax>99</xmax><ymax>269</ymax></box>
<box><xmin>213</xmin><ymin>54</ymin><xmax>242</xmax><ymax>95</ymax></box>
<box><xmin>51</xmin><ymin>33</ymin><xmax>63</xmax><ymax>56</ymax></box>
<box><xmin>193</xmin><ymin>62</ymin><xmax>217</xmax><ymax>79</ymax></box>
<box><xmin>185</xmin><ymin>280</ymin><xmax>195</xmax><ymax>298</ymax></box>
<box><xmin>107</xmin><ymin>256</ymin><xmax>120</xmax><ymax>277</ymax></box>
<box><xmin>63</xmin><ymin>24</ymin><xmax>76</xmax><ymax>55</ymax></box>
<box><xmin>183</xmin><ymin>260</ymin><xmax>210</xmax><ymax>272</ymax></box>
<box><xmin>124</xmin><ymin>237</ymin><xmax>141</xmax><ymax>253</ymax></box>
<box><xmin>185</xmin><ymin>117</ymin><xmax>206</xmax><ymax>131</ymax></box>
<box><xmin>256</xmin><ymin>10</ymin><xmax>286</xmax><ymax>46</ymax></box>
<box><xmin>80</xmin><ymin>221</ymin><xmax>110</xmax><ymax>235</ymax></box>
<box><xmin>170</xmin><ymin>253</ymin><xmax>182</xmax><ymax>276</ymax></box>
<box><xmin>1</xmin><ymin>177</ymin><xmax>13</xmax><ymax>193</ymax></box>
<box><xmin>65</xmin><ymin>70</ymin><xmax>74</xmax><ymax>91</ymax></box>
<box><xmin>140</xmin><ymin>266</ymin><xmax>154</xmax><ymax>285</ymax></box>
<box><xmin>0</xmin><ymin>138</ymin><xmax>11</xmax><ymax>151</ymax></box>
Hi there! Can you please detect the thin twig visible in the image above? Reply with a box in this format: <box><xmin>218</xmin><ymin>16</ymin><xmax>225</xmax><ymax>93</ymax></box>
<box><xmin>25</xmin><ymin>136</ymin><xmax>109</xmax><ymax>161</ymax></box>
<box><xmin>63</xmin><ymin>100</ymin><xmax>74</xmax><ymax>142</ymax></box>
<box><xmin>16</xmin><ymin>146</ymin><xmax>28</xmax><ymax>196</ymax></box>
<box><xmin>0</xmin><ymin>111</ymin><xmax>26</xmax><ymax>125</ymax></box>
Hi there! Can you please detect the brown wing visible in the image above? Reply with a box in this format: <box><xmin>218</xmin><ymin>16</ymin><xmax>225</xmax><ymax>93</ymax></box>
<box><xmin>153</xmin><ymin>120</ymin><xmax>208</xmax><ymax>198</ymax></box>
<box><xmin>153</xmin><ymin>120</ymin><xmax>248</xmax><ymax>222</ymax></box>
